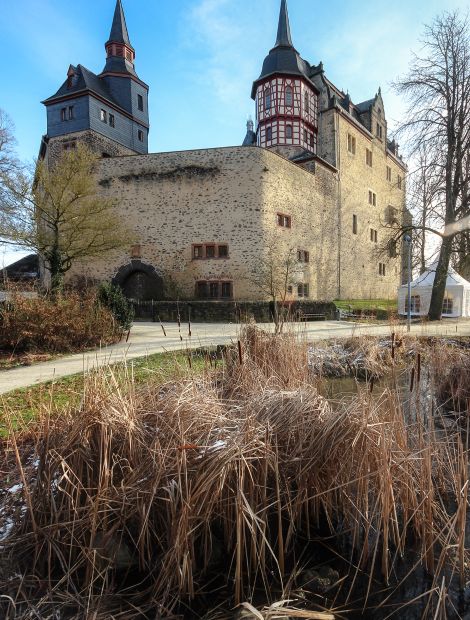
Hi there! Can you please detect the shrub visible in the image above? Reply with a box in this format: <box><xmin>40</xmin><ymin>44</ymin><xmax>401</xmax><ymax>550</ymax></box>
<box><xmin>0</xmin><ymin>291</ymin><xmax>122</xmax><ymax>353</ymax></box>
<box><xmin>97</xmin><ymin>282</ymin><xmax>134</xmax><ymax>330</ymax></box>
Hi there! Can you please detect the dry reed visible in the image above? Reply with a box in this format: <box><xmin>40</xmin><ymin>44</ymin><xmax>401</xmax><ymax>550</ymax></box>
<box><xmin>0</xmin><ymin>326</ymin><xmax>468</xmax><ymax>618</ymax></box>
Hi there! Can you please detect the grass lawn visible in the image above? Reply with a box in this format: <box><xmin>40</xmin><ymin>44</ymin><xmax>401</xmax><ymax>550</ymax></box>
<box><xmin>334</xmin><ymin>299</ymin><xmax>397</xmax><ymax>312</ymax></box>
<box><xmin>0</xmin><ymin>349</ymin><xmax>216</xmax><ymax>437</ymax></box>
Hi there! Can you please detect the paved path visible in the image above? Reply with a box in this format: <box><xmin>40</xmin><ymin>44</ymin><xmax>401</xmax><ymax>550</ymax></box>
<box><xmin>1</xmin><ymin>319</ymin><xmax>470</xmax><ymax>395</ymax></box>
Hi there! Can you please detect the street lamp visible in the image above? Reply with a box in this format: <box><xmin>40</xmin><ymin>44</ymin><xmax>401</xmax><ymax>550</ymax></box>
<box><xmin>404</xmin><ymin>234</ymin><xmax>412</xmax><ymax>332</ymax></box>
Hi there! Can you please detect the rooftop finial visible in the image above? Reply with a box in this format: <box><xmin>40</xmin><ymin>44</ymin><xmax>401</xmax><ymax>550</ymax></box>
<box><xmin>275</xmin><ymin>0</ymin><xmax>293</xmax><ymax>47</ymax></box>
<box><xmin>107</xmin><ymin>0</ymin><xmax>131</xmax><ymax>46</ymax></box>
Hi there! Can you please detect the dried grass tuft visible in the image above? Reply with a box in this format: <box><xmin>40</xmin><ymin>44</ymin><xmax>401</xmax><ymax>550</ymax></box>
<box><xmin>0</xmin><ymin>327</ymin><xmax>468</xmax><ymax>618</ymax></box>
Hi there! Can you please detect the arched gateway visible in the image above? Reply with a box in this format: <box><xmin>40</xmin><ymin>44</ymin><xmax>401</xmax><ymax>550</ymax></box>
<box><xmin>112</xmin><ymin>261</ymin><xmax>164</xmax><ymax>301</ymax></box>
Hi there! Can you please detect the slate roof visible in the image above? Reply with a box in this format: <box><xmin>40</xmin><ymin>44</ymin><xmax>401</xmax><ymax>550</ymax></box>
<box><xmin>107</xmin><ymin>0</ymin><xmax>133</xmax><ymax>48</ymax></box>
<box><xmin>43</xmin><ymin>64</ymin><xmax>121</xmax><ymax>108</ymax></box>
<box><xmin>0</xmin><ymin>254</ymin><xmax>39</xmax><ymax>281</ymax></box>
<box><xmin>355</xmin><ymin>98</ymin><xmax>375</xmax><ymax>113</ymax></box>
<box><xmin>251</xmin><ymin>0</ymin><xmax>315</xmax><ymax>97</ymax></box>
<box><xmin>275</xmin><ymin>0</ymin><xmax>293</xmax><ymax>47</ymax></box>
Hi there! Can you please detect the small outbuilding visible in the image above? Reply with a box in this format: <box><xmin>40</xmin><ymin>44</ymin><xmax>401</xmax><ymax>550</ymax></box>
<box><xmin>398</xmin><ymin>263</ymin><xmax>470</xmax><ymax>318</ymax></box>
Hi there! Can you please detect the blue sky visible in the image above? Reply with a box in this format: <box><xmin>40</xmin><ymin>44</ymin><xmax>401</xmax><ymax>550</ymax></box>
<box><xmin>1</xmin><ymin>0</ymin><xmax>468</xmax><ymax>267</ymax></box>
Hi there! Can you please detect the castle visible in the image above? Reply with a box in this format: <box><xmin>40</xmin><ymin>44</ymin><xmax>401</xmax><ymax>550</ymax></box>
<box><xmin>39</xmin><ymin>0</ymin><xmax>408</xmax><ymax>302</ymax></box>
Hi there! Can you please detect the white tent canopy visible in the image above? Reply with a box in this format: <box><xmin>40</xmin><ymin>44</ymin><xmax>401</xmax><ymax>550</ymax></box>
<box><xmin>398</xmin><ymin>262</ymin><xmax>470</xmax><ymax>318</ymax></box>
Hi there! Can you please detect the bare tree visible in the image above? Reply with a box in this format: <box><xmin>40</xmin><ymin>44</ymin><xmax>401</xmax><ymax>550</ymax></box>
<box><xmin>394</xmin><ymin>11</ymin><xmax>470</xmax><ymax>320</ymax></box>
<box><xmin>0</xmin><ymin>109</ymin><xmax>20</xmax><ymax>177</ymax></box>
<box><xmin>0</xmin><ymin>143</ymin><xmax>132</xmax><ymax>293</ymax></box>
<box><xmin>249</xmin><ymin>235</ymin><xmax>305</xmax><ymax>333</ymax></box>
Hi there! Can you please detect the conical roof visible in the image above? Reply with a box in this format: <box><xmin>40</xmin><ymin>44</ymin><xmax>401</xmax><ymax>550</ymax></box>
<box><xmin>275</xmin><ymin>0</ymin><xmax>293</xmax><ymax>47</ymax></box>
<box><xmin>251</xmin><ymin>0</ymin><xmax>311</xmax><ymax>98</ymax></box>
<box><xmin>107</xmin><ymin>0</ymin><xmax>132</xmax><ymax>48</ymax></box>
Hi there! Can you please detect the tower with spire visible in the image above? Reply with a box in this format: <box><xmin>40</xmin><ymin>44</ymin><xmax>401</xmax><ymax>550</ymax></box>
<box><xmin>251</xmin><ymin>0</ymin><xmax>319</xmax><ymax>158</ymax></box>
<box><xmin>41</xmin><ymin>0</ymin><xmax>149</xmax><ymax>159</ymax></box>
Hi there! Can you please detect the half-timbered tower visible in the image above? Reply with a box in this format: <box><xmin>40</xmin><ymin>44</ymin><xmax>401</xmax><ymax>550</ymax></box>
<box><xmin>251</xmin><ymin>0</ymin><xmax>319</xmax><ymax>159</ymax></box>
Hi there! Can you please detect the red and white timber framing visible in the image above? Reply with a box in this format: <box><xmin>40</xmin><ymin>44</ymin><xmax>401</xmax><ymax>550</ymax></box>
<box><xmin>255</xmin><ymin>75</ymin><xmax>319</xmax><ymax>152</ymax></box>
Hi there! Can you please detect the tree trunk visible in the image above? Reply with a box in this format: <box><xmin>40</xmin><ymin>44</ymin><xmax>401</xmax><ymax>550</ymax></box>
<box><xmin>49</xmin><ymin>246</ymin><xmax>64</xmax><ymax>295</ymax></box>
<box><xmin>428</xmin><ymin>236</ymin><xmax>452</xmax><ymax>320</ymax></box>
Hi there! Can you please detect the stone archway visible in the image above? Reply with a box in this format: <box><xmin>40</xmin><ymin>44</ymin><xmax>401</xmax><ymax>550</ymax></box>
<box><xmin>112</xmin><ymin>260</ymin><xmax>164</xmax><ymax>301</ymax></box>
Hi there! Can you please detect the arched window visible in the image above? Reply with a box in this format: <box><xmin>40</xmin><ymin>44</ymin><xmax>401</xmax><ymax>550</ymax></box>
<box><xmin>304</xmin><ymin>91</ymin><xmax>309</xmax><ymax>115</ymax></box>
<box><xmin>286</xmin><ymin>124</ymin><xmax>293</xmax><ymax>139</ymax></box>
<box><xmin>285</xmin><ymin>86</ymin><xmax>293</xmax><ymax>107</ymax></box>
<box><xmin>264</xmin><ymin>88</ymin><xmax>271</xmax><ymax>111</ymax></box>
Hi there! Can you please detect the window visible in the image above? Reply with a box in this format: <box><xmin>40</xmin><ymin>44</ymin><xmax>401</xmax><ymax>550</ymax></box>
<box><xmin>193</xmin><ymin>244</ymin><xmax>229</xmax><ymax>259</ymax></box>
<box><xmin>297</xmin><ymin>249</ymin><xmax>309</xmax><ymax>263</ymax></box>
<box><xmin>285</xmin><ymin>86</ymin><xmax>293</xmax><ymax>106</ymax></box>
<box><xmin>366</xmin><ymin>149</ymin><xmax>373</xmax><ymax>167</ymax></box>
<box><xmin>209</xmin><ymin>282</ymin><xmax>219</xmax><ymax>299</ymax></box>
<box><xmin>376</xmin><ymin>123</ymin><xmax>383</xmax><ymax>140</ymax></box>
<box><xmin>347</xmin><ymin>134</ymin><xmax>356</xmax><ymax>155</ymax></box>
<box><xmin>309</xmin><ymin>133</ymin><xmax>315</xmax><ymax>149</ymax></box>
<box><xmin>196</xmin><ymin>281</ymin><xmax>208</xmax><ymax>298</ymax></box>
<box><xmin>138</xmin><ymin>130</ymin><xmax>144</xmax><ymax>142</ymax></box>
<box><xmin>100</xmin><ymin>109</ymin><xmax>107</xmax><ymax>123</ymax></box>
<box><xmin>442</xmin><ymin>296</ymin><xmax>453</xmax><ymax>314</ymax></box>
<box><xmin>286</xmin><ymin>124</ymin><xmax>293</xmax><ymax>139</ymax></box>
<box><xmin>221</xmin><ymin>282</ymin><xmax>232</xmax><ymax>298</ymax></box>
<box><xmin>193</xmin><ymin>245</ymin><xmax>203</xmax><ymax>259</ymax></box>
<box><xmin>68</xmin><ymin>106</ymin><xmax>74</xmax><ymax>120</ymax></box>
<box><xmin>264</xmin><ymin>87</ymin><xmax>271</xmax><ymax>110</ymax></box>
<box><xmin>138</xmin><ymin>94</ymin><xmax>144</xmax><ymax>111</ymax></box>
<box><xmin>303</xmin><ymin>129</ymin><xmax>308</xmax><ymax>143</ymax></box>
<box><xmin>116</xmin><ymin>46</ymin><xmax>124</xmax><ymax>57</ymax></box>
<box><xmin>353</xmin><ymin>214</ymin><xmax>358</xmax><ymax>234</ymax></box>
<box><xmin>398</xmin><ymin>175</ymin><xmax>403</xmax><ymax>190</ymax></box>
<box><xmin>287</xmin><ymin>285</ymin><xmax>293</xmax><ymax>294</ymax></box>
<box><xmin>304</xmin><ymin>91</ymin><xmax>309</xmax><ymax>114</ymax></box>
<box><xmin>405</xmin><ymin>295</ymin><xmax>421</xmax><ymax>314</ymax></box>
<box><xmin>368</xmin><ymin>190</ymin><xmax>377</xmax><ymax>206</ymax></box>
<box><xmin>379</xmin><ymin>263</ymin><xmax>386</xmax><ymax>276</ymax></box>
<box><xmin>386</xmin><ymin>166</ymin><xmax>392</xmax><ymax>181</ymax></box>
<box><xmin>196</xmin><ymin>281</ymin><xmax>233</xmax><ymax>300</ymax></box>
<box><xmin>130</xmin><ymin>245</ymin><xmax>141</xmax><ymax>259</ymax></box>
<box><xmin>370</xmin><ymin>229</ymin><xmax>378</xmax><ymax>243</ymax></box>
<box><xmin>298</xmin><ymin>283</ymin><xmax>310</xmax><ymax>298</ymax></box>
<box><xmin>277</xmin><ymin>213</ymin><xmax>291</xmax><ymax>228</ymax></box>
<box><xmin>388</xmin><ymin>239</ymin><xmax>397</xmax><ymax>258</ymax></box>
<box><xmin>61</xmin><ymin>108</ymin><xmax>67</xmax><ymax>121</ymax></box>
<box><xmin>63</xmin><ymin>141</ymin><xmax>76</xmax><ymax>151</ymax></box>
<box><xmin>266</xmin><ymin>126</ymin><xmax>272</xmax><ymax>141</ymax></box>
<box><xmin>109</xmin><ymin>114</ymin><xmax>115</xmax><ymax>127</ymax></box>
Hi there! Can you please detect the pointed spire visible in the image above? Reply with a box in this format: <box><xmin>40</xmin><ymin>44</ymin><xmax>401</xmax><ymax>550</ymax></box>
<box><xmin>107</xmin><ymin>0</ymin><xmax>131</xmax><ymax>47</ymax></box>
<box><xmin>275</xmin><ymin>0</ymin><xmax>293</xmax><ymax>47</ymax></box>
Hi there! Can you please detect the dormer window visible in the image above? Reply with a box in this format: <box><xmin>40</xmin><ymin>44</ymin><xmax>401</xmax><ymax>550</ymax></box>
<box><xmin>376</xmin><ymin>123</ymin><xmax>383</xmax><ymax>140</ymax></box>
<box><xmin>264</xmin><ymin>88</ymin><xmax>271</xmax><ymax>111</ymax></box>
<box><xmin>285</xmin><ymin>86</ymin><xmax>293</xmax><ymax>107</ymax></box>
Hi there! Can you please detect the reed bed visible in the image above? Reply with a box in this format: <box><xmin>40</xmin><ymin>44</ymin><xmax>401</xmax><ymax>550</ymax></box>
<box><xmin>0</xmin><ymin>327</ymin><xmax>468</xmax><ymax>619</ymax></box>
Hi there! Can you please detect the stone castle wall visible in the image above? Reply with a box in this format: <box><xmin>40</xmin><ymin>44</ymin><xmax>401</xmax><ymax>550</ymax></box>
<box><xmin>67</xmin><ymin>146</ymin><xmax>340</xmax><ymax>301</ymax></box>
<box><xmin>335</xmin><ymin>111</ymin><xmax>406</xmax><ymax>299</ymax></box>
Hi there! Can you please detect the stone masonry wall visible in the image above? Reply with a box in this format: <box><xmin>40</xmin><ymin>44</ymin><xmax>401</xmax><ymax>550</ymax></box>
<box><xmin>67</xmin><ymin>146</ymin><xmax>340</xmax><ymax>301</ymax></box>
<box><xmin>335</xmin><ymin>111</ymin><xmax>406</xmax><ymax>299</ymax></box>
